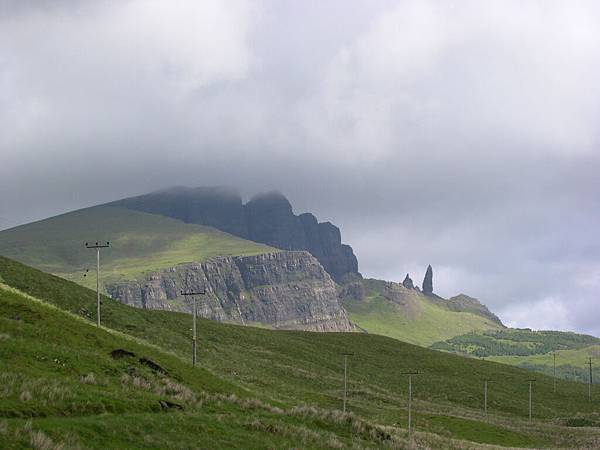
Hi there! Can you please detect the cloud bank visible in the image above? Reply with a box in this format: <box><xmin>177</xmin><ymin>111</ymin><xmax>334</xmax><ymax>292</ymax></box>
<box><xmin>1</xmin><ymin>1</ymin><xmax>600</xmax><ymax>335</ymax></box>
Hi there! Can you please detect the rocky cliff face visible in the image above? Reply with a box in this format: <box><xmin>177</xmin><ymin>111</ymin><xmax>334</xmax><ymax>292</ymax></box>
<box><xmin>106</xmin><ymin>251</ymin><xmax>353</xmax><ymax>332</ymax></box>
<box><xmin>111</xmin><ymin>187</ymin><xmax>359</xmax><ymax>283</ymax></box>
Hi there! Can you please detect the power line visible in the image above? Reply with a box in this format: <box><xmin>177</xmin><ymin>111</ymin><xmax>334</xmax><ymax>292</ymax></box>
<box><xmin>85</xmin><ymin>241</ymin><xmax>109</xmax><ymax>327</ymax></box>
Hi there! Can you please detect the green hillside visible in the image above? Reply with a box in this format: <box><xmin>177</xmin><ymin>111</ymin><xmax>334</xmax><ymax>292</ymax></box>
<box><xmin>343</xmin><ymin>279</ymin><xmax>502</xmax><ymax>346</ymax></box>
<box><xmin>0</xmin><ymin>281</ymin><xmax>398</xmax><ymax>449</ymax></box>
<box><xmin>0</xmin><ymin>206</ymin><xmax>275</xmax><ymax>291</ymax></box>
<box><xmin>431</xmin><ymin>330</ymin><xmax>600</xmax><ymax>383</ymax></box>
<box><xmin>2</xmin><ymin>256</ymin><xmax>600</xmax><ymax>448</ymax></box>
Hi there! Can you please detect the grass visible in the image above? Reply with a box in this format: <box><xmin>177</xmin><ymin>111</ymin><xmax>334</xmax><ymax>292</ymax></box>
<box><xmin>487</xmin><ymin>345</ymin><xmax>600</xmax><ymax>383</ymax></box>
<box><xmin>0</xmin><ymin>205</ymin><xmax>275</xmax><ymax>291</ymax></box>
<box><xmin>0</xmin><ymin>282</ymin><xmax>408</xmax><ymax>449</ymax></box>
<box><xmin>343</xmin><ymin>286</ymin><xmax>501</xmax><ymax>346</ymax></box>
<box><xmin>2</xmin><ymin>256</ymin><xmax>600</xmax><ymax>448</ymax></box>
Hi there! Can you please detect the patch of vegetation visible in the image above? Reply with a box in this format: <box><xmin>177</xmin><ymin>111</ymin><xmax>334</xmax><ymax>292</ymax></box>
<box><xmin>432</xmin><ymin>329</ymin><xmax>600</xmax><ymax>358</ymax></box>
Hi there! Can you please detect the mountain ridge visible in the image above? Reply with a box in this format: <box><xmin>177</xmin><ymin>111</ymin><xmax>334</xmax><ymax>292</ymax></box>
<box><xmin>110</xmin><ymin>186</ymin><xmax>359</xmax><ymax>282</ymax></box>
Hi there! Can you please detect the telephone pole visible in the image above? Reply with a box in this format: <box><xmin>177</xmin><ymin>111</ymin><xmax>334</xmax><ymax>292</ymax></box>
<box><xmin>553</xmin><ymin>352</ymin><xmax>556</xmax><ymax>393</ymax></box>
<box><xmin>181</xmin><ymin>288</ymin><xmax>206</xmax><ymax>366</ymax></box>
<box><xmin>527</xmin><ymin>379</ymin><xmax>535</xmax><ymax>423</ymax></box>
<box><xmin>341</xmin><ymin>352</ymin><xmax>354</xmax><ymax>413</ymax></box>
<box><xmin>85</xmin><ymin>242</ymin><xmax>109</xmax><ymax>327</ymax></box>
<box><xmin>401</xmin><ymin>371</ymin><xmax>419</xmax><ymax>446</ymax></box>
<box><xmin>483</xmin><ymin>379</ymin><xmax>491</xmax><ymax>419</ymax></box>
<box><xmin>587</xmin><ymin>357</ymin><xmax>593</xmax><ymax>402</ymax></box>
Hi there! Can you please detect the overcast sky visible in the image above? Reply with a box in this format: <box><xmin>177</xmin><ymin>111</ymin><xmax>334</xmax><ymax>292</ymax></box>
<box><xmin>2</xmin><ymin>1</ymin><xmax>600</xmax><ymax>335</ymax></box>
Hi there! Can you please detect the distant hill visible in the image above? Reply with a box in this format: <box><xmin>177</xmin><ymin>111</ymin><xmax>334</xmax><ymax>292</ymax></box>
<box><xmin>342</xmin><ymin>279</ymin><xmax>504</xmax><ymax>346</ymax></box>
<box><xmin>432</xmin><ymin>329</ymin><xmax>600</xmax><ymax>383</ymax></box>
<box><xmin>2</xmin><ymin>256</ymin><xmax>599</xmax><ymax>448</ymax></box>
<box><xmin>111</xmin><ymin>186</ymin><xmax>359</xmax><ymax>282</ymax></box>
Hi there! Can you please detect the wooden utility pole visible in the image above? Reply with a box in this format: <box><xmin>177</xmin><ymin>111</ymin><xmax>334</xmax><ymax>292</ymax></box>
<box><xmin>528</xmin><ymin>380</ymin><xmax>535</xmax><ymax>423</ymax></box>
<box><xmin>401</xmin><ymin>371</ymin><xmax>419</xmax><ymax>446</ymax></box>
<box><xmin>85</xmin><ymin>242</ymin><xmax>110</xmax><ymax>327</ymax></box>
<box><xmin>181</xmin><ymin>288</ymin><xmax>206</xmax><ymax>366</ymax></box>
<box><xmin>483</xmin><ymin>379</ymin><xmax>491</xmax><ymax>419</ymax></box>
<box><xmin>587</xmin><ymin>357</ymin><xmax>593</xmax><ymax>402</ymax></box>
<box><xmin>341</xmin><ymin>352</ymin><xmax>354</xmax><ymax>413</ymax></box>
<box><xmin>553</xmin><ymin>353</ymin><xmax>557</xmax><ymax>393</ymax></box>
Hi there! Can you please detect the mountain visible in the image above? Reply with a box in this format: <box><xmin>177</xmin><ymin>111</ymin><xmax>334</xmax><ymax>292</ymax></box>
<box><xmin>0</xmin><ymin>205</ymin><xmax>351</xmax><ymax>332</ymax></box>
<box><xmin>1</xmin><ymin>256</ymin><xmax>599</xmax><ymax>448</ymax></box>
<box><xmin>111</xmin><ymin>186</ymin><xmax>359</xmax><ymax>282</ymax></box>
<box><xmin>1</xmin><ymin>187</ymin><xmax>592</xmax><ymax>371</ymax></box>
<box><xmin>0</xmin><ymin>190</ymin><xmax>534</xmax><ymax>346</ymax></box>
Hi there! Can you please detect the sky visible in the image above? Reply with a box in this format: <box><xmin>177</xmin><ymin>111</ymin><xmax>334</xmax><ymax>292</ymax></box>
<box><xmin>1</xmin><ymin>1</ymin><xmax>600</xmax><ymax>335</ymax></box>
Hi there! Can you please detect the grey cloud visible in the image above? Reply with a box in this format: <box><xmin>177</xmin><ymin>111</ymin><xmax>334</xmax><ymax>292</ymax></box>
<box><xmin>1</xmin><ymin>1</ymin><xmax>600</xmax><ymax>335</ymax></box>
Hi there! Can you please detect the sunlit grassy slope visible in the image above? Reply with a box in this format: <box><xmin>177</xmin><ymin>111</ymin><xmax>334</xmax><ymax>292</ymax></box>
<box><xmin>2</xmin><ymin>256</ymin><xmax>600</xmax><ymax>448</ymax></box>
<box><xmin>0</xmin><ymin>205</ymin><xmax>275</xmax><ymax>290</ymax></box>
<box><xmin>343</xmin><ymin>280</ymin><xmax>502</xmax><ymax>346</ymax></box>
<box><xmin>0</xmin><ymin>284</ymin><xmax>401</xmax><ymax>449</ymax></box>
<box><xmin>487</xmin><ymin>345</ymin><xmax>600</xmax><ymax>383</ymax></box>
<box><xmin>432</xmin><ymin>329</ymin><xmax>600</xmax><ymax>383</ymax></box>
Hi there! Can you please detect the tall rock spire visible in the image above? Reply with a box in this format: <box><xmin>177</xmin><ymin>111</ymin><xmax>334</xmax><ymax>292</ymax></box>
<box><xmin>422</xmin><ymin>265</ymin><xmax>433</xmax><ymax>294</ymax></box>
<box><xmin>402</xmin><ymin>274</ymin><xmax>414</xmax><ymax>289</ymax></box>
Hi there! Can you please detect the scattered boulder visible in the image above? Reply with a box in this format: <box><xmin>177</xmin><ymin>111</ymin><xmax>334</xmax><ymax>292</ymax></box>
<box><xmin>422</xmin><ymin>265</ymin><xmax>433</xmax><ymax>295</ymax></box>
<box><xmin>139</xmin><ymin>358</ymin><xmax>167</xmax><ymax>374</ymax></box>
<box><xmin>402</xmin><ymin>274</ymin><xmax>414</xmax><ymax>289</ymax></box>
<box><xmin>110</xmin><ymin>349</ymin><xmax>135</xmax><ymax>359</ymax></box>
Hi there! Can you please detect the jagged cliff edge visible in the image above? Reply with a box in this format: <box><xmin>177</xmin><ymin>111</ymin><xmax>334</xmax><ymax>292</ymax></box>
<box><xmin>106</xmin><ymin>250</ymin><xmax>353</xmax><ymax>332</ymax></box>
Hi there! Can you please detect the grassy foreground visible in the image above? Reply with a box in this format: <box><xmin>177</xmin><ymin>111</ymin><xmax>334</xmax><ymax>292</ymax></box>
<box><xmin>2</xmin><ymin>256</ymin><xmax>600</xmax><ymax>448</ymax></box>
<box><xmin>0</xmin><ymin>206</ymin><xmax>275</xmax><ymax>291</ymax></box>
<box><xmin>1</xmin><ymin>284</ymin><xmax>408</xmax><ymax>449</ymax></box>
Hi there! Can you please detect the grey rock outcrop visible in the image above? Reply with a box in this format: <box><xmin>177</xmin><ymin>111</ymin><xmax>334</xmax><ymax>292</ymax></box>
<box><xmin>112</xmin><ymin>187</ymin><xmax>359</xmax><ymax>283</ymax></box>
<box><xmin>445</xmin><ymin>294</ymin><xmax>505</xmax><ymax>327</ymax></box>
<box><xmin>106</xmin><ymin>251</ymin><xmax>353</xmax><ymax>332</ymax></box>
<box><xmin>402</xmin><ymin>274</ymin><xmax>414</xmax><ymax>289</ymax></box>
<box><xmin>422</xmin><ymin>265</ymin><xmax>433</xmax><ymax>295</ymax></box>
